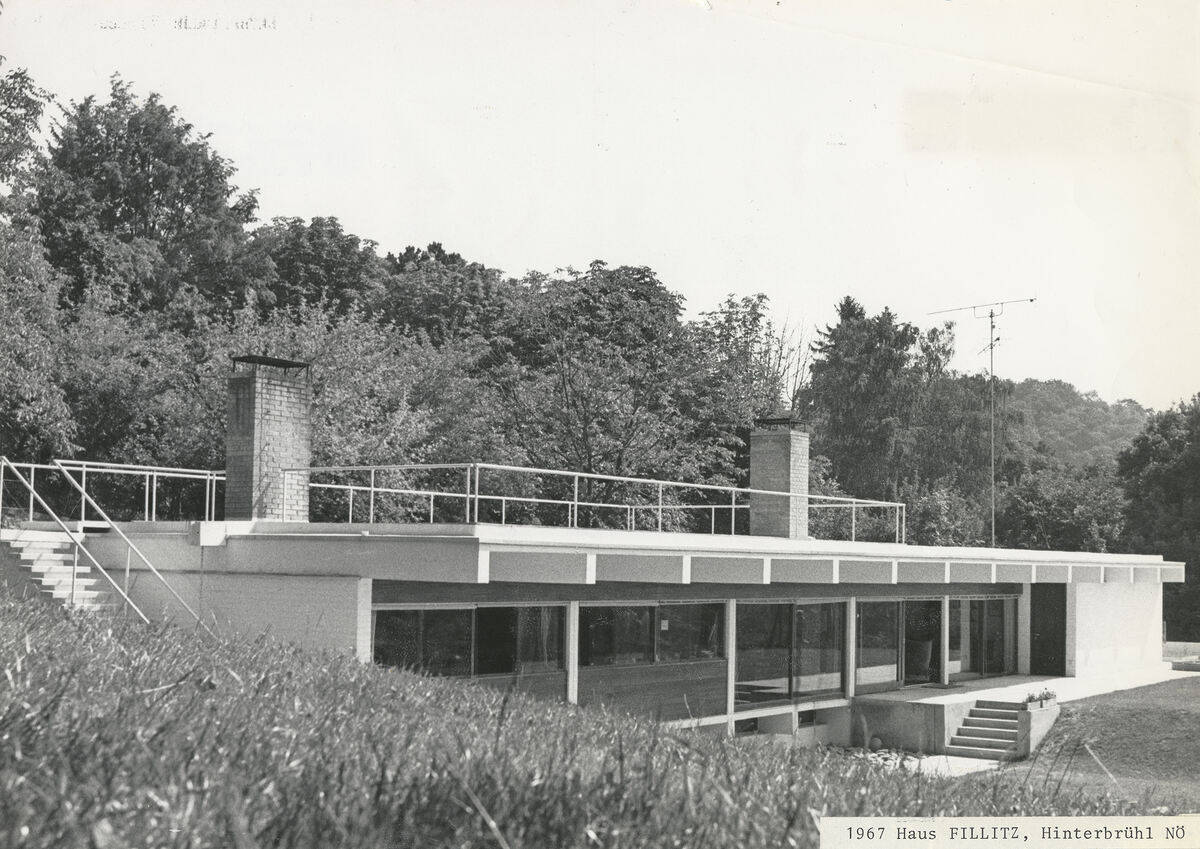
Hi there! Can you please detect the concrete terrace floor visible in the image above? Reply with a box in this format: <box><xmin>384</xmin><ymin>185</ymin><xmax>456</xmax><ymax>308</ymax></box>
<box><xmin>859</xmin><ymin>666</ymin><xmax>1200</xmax><ymax>778</ymax></box>
<box><xmin>856</xmin><ymin>665</ymin><xmax>1196</xmax><ymax>707</ymax></box>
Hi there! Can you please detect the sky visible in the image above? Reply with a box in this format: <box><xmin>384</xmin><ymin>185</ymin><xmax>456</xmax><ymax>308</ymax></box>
<box><xmin>4</xmin><ymin>0</ymin><xmax>1198</xmax><ymax>409</ymax></box>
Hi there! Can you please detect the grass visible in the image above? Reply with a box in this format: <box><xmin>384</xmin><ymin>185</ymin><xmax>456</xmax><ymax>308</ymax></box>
<box><xmin>1013</xmin><ymin>677</ymin><xmax>1200</xmax><ymax>813</ymax></box>
<box><xmin>0</xmin><ymin>587</ymin><xmax>1172</xmax><ymax>849</ymax></box>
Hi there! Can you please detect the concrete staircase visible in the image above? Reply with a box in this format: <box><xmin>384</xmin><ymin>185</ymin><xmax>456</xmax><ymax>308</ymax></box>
<box><xmin>945</xmin><ymin>699</ymin><xmax>1021</xmax><ymax>761</ymax></box>
<box><xmin>1</xmin><ymin>529</ymin><xmax>114</xmax><ymax>612</ymax></box>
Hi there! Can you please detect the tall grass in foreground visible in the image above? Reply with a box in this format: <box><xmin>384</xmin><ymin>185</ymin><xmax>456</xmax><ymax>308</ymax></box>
<box><xmin>0</xmin><ymin>589</ymin><xmax>1152</xmax><ymax>849</ymax></box>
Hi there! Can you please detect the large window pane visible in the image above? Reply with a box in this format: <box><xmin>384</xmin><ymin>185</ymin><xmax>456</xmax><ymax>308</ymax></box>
<box><xmin>422</xmin><ymin>609</ymin><xmax>473</xmax><ymax>676</ymax></box>
<box><xmin>793</xmin><ymin>602</ymin><xmax>844</xmax><ymax>697</ymax></box>
<box><xmin>657</xmin><ymin>603</ymin><xmax>724</xmax><ymax>661</ymax></box>
<box><xmin>517</xmin><ymin>607</ymin><xmax>565</xmax><ymax>673</ymax></box>
<box><xmin>580</xmin><ymin>606</ymin><xmax>654</xmax><ymax>666</ymax></box>
<box><xmin>856</xmin><ymin>601</ymin><xmax>899</xmax><ymax>690</ymax></box>
<box><xmin>736</xmin><ymin>603</ymin><xmax>791</xmax><ymax>706</ymax></box>
<box><xmin>374</xmin><ymin>610</ymin><xmax>420</xmax><ymax>668</ymax></box>
<box><xmin>475</xmin><ymin>607</ymin><xmax>518</xmax><ymax>675</ymax></box>
<box><xmin>374</xmin><ymin>609</ymin><xmax>472</xmax><ymax>676</ymax></box>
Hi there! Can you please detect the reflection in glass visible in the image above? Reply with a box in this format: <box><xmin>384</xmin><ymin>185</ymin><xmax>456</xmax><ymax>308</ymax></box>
<box><xmin>579</xmin><ymin>606</ymin><xmax>654</xmax><ymax>666</ymax></box>
<box><xmin>793</xmin><ymin>603</ymin><xmax>844</xmax><ymax>697</ymax></box>
<box><xmin>855</xmin><ymin>602</ymin><xmax>900</xmax><ymax>690</ymax></box>
<box><xmin>656</xmin><ymin>603</ymin><xmax>724</xmax><ymax>661</ymax></box>
<box><xmin>735</xmin><ymin>603</ymin><xmax>791</xmax><ymax>706</ymax></box>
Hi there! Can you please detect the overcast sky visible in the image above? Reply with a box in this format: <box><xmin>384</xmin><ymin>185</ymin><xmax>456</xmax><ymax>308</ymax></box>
<box><xmin>4</xmin><ymin>0</ymin><xmax>1198</xmax><ymax>409</ymax></box>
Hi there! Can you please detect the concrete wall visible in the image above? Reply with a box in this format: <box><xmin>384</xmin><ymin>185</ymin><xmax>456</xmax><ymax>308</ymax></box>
<box><xmin>1069</xmin><ymin>582</ymin><xmax>1165</xmax><ymax>676</ymax></box>
<box><xmin>123</xmin><ymin>568</ymin><xmax>367</xmax><ymax>656</ymax></box>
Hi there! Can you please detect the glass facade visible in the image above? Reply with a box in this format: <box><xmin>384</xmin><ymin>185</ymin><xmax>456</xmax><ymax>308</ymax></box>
<box><xmin>736</xmin><ymin>601</ymin><xmax>846</xmax><ymax>707</ymax></box>
<box><xmin>374</xmin><ymin>606</ymin><xmax>564</xmax><ymax>677</ymax></box>
<box><xmin>855</xmin><ymin>601</ymin><xmax>900</xmax><ymax>691</ymax></box>
<box><xmin>579</xmin><ymin>603</ymin><xmax>725</xmax><ymax>666</ymax></box>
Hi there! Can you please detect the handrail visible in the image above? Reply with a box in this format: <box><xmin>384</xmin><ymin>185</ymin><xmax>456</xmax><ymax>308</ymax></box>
<box><xmin>288</xmin><ymin>461</ymin><xmax>908</xmax><ymax>542</ymax></box>
<box><xmin>52</xmin><ymin>460</ymin><xmax>215</xmax><ymax>637</ymax></box>
<box><xmin>0</xmin><ymin>458</ymin><xmax>223</xmax><ymax>522</ymax></box>
<box><xmin>0</xmin><ymin>457</ymin><xmax>151</xmax><ymax>624</ymax></box>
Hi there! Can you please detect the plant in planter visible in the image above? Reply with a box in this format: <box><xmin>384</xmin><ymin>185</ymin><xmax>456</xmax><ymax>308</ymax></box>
<box><xmin>1023</xmin><ymin>688</ymin><xmax>1056</xmax><ymax>709</ymax></box>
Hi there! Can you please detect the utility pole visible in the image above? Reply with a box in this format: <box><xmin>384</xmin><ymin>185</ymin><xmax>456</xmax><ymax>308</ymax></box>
<box><xmin>930</xmin><ymin>298</ymin><xmax>1035</xmax><ymax>548</ymax></box>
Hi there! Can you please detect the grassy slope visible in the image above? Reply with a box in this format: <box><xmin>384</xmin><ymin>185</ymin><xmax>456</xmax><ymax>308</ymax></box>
<box><xmin>1015</xmin><ymin>678</ymin><xmax>1200</xmax><ymax>813</ymax></box>
<box><xmin>0</xmin><ymin>589</ymin><xmax>1162</xmax><ymax>849</ymax></box>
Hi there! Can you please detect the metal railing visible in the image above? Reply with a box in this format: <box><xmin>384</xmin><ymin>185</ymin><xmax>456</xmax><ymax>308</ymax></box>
<box><xmin>0</xmin><ymin>459</ymin><xmax>223</xmax><ymax>524</ymax></box>
<box><xmin>284</xmin><ymin>462</ymin><xmax>907</xmax><ymax>543</ymax></box>
<box><xmin>0</xmin><ymin>457</ymin><xmax>151</xmax><ymax>622</ymax></box>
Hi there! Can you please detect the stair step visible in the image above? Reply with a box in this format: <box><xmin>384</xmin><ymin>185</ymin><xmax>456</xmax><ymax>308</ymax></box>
<box><xmin>24</xmin><ymin>552</ymin><xmax>78</xmax><ymax>565</ymax></box>
<box><xmin>39</xmin><ymin>576</ymin><xmax>101</xmax><ymax>590</ymax></box>
<box><xmin>41</xmin><ymin>586</ymin><xmax>108</xmax><ymax>601</ymax></box>
<box><xmin>951</xmin><ymin>735</ymin><xmax>1016</xmax><ymax>750</ymax></box>
<box><xmin>970</xmin><ymin>707</ymin><xmax>1019</xmax><ymax>720</ymax></box>
<box><xmin>945</xmin><ymin>745</ymin><xmax>1014</xmax><ymax>762</ymax></box>
<box><xmin>962</xmin><ymin>717</ymin><xmax>1019</xmax><ymax>730</ymax></box>
<box><xmin>956</xmin><ymin>726</ymin><xmax>1017</xmax><ymax>741</ymax></box>
<box><xmin>976</xmin><ymin>700</ymin><xmax>1025</xmax><ymax>711</ymax></box>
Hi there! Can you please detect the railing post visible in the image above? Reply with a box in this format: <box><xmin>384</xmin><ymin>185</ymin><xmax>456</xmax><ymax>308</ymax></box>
<box><xmin>851</xmin><ymin>504</ymin><xmax>856</xmax><ymax>542</ymax></box>
<box><xmin>27</xmin><ymin>466</ymin><xmax>34</xmax><ymax>521</ymax></box>
<box><xmin>464</xmin><ymin>466</ymin><xmax>471</xmax><ymax>523</ymax></box>
<box><xmin>895</xmin><ymin>505</ymin><xmax>900</xmax><ymax>544</ymax></box>
<box><xmin>429</xmin><ymin>493</ymin><xmax>435</xmax><ymax>523</ymax></box>
<box><xmin>572</xmin><ymin>475</ymin><xmax>580</xmax><ymax>528</ymax></box>
<box><xmin>711</xmin><ymin>506</ymin><xmax>716</xmax><ymax>535</ymax></box>
<box><xmin>627</xmin><ymin>505</ymin><xmax>633</xmax><ymax>531</ymax></box>
<box><xmin>730</xmin><ymin>489</ymin><xmax>736</xmax><ymax>536</ymax></box>
<box><xmin>501</xmin><ymin>497</ymin><xmax>507</xmax><ymax>525</ymax></box>
<box><xmin>368</xmin><ymin>469</ymin><xmax>376</xmax><ymax>524</ymax></box>
<box><xmin>151</xmin><ymin>473</ymin><xmax>158</xmax><ymax>522</ymax></box>
<box><xmin>0</xmin><ymin>460</ymin><xmax>5</xmax><ymax>523</ymax></box>
<box><xmin>80</xmin><ymin>466</ymin><xmax>87</xmax><ymax>523</ymax></box>
<box><xmin>124</xmin><ymin>547</ymin><xmax>132</xmax><ymax>615</ymax></box>
<box><xmin>144</xmin><ymin>472</ymin><xmax>151</xmax><ymax>521</ymax></box>
<box><xmin>657</xmin><ymin>484</ymin><xmax>663</xmax><ymax>531</ymax></box>
<box><xmin>474</xmin><ymin>466</ymin><xmax>481</xmax><ymax>523</ymax></box>
<box><xmin>70</xmin><ymin>541</ymin><xmax>78</xmax><ymax>608</ymax></box>
<box><xmin>348</xmin><ymin>488</ymin><xmax>355</xmax><ymax>523</ymax></box>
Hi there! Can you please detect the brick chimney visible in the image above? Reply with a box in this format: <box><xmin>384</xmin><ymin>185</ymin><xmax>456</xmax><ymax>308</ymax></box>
<box><xmin>749</xmin><ymin>417</ymin><xmax>809</xmax><ymax>539</ymax></box>
<box><xmin>224</xmin><ymin>355</ymin><xmax>312</xmax><ymax>521</ymax></box>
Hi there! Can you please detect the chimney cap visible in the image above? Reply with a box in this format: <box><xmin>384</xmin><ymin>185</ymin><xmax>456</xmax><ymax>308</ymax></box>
<box><xmin>753</xmin><ymin>415</ymin><xmax>807</xmax><ymax>432</ymax></box>
<box><xmin>232</xmin><ymin>354</ymin><xmax>311</xmax><ymax>373</ymax></box>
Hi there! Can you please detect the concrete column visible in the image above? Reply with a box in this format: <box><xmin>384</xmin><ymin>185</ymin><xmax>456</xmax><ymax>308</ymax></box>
<box><xmin>939</xmin><ymin>596</ymin><xmax>951</xmax><ymax>685</ymax></box>
<box><xmin>725</xmin><ymin>599</ymin><xmax>737</xmax><ymax>736</ymax></box>
<box><xmin>566</xmin><ymin>600</ymin><xmax>580</xmax><ymax>704</ymax></box>
<box><xmin>355</xmin><ymin>578</ymin><xmax>373</xmax><ymax>663</ymax></box>
<box><xmin>749</xmin><ymin>418</ymin><xmax>809</xmax><ymax>539</ymax></box>
<box><xmin>225</xmin><ymin>356</ymin><xmax>312</xmax><ymax>521</ymax></box>
<box><xmin>1017</xmin><ymin>586</ymin><xmax>1032</xmax><ymax>674</ymax></box>
<box><xmin>844</xmin><ymin>597</ymin><xmax>857</xmax><ymax>698</ymax></box>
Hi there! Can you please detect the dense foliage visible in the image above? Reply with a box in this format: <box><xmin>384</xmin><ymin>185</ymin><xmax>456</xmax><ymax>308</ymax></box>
<box><xmin>2</xmin><ymin>69</ymin><xmax>1196</xmax><ymax>629</ymax></box>
<box><xmin>0</xmin><ymin>587</ymin><xmax>1158</xmax><ymax>849</ymax></box>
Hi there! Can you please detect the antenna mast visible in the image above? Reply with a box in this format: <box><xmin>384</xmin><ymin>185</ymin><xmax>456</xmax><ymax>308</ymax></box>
<box><xmin>930</xmin><ymin>297</ymin><xmax>1036</xmax><ymax>547</ymax></box>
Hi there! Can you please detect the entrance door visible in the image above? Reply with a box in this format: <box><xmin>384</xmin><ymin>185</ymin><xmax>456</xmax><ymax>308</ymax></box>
<box><xmin>1030</xmin><ymin>584</ymin><xmax>1066</xmax><ymax>676</ymax></box>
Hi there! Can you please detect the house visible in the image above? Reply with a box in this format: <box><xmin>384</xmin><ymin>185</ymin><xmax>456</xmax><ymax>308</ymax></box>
<box><xmin>0</xmin><ymin>357</ymin><xmax>1186</xmax><ymax>759</ymax></box>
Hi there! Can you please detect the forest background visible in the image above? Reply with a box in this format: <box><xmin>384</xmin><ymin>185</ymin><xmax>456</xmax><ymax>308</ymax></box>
<box><xmin>1</xmin><ymin>63</ymin><xmax>1198</xmax><ymax>638</ymax></box>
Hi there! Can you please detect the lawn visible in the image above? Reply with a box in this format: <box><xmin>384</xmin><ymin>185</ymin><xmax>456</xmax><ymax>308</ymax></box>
<box><xmin>1009</xmin><ymin>676</ymin><xmax>1200</xmax><ymax>813</ymax></box>
<box><xmin>0</xmin><ymin>585</ymin><xmax>1175</xmax><ymax>848</ymax></box>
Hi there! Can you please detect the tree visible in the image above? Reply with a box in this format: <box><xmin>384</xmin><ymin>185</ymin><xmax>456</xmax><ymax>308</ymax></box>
<box><xmin>797</xmin><ymin>297</ymin><xmax>954</xmax><ymax>500</ymax></box>
<box><xmin>378</xmin><ymin>243</ymin><xmax>515</xmax><ymax>347</ymax></box>
<box><xmin>0</xmin><ymin>218</ymin><xmax>75</xmax><ymax>459</ymax></box>
<box><xmin>29</xmin><ymin>77</ymin><xmax>267</xmax><ymax>314</ymax></box>
<box><xmin>1117</xmin><ymin>397</ymin><xmax>1200</xmax><ymax>639</ymax></box>
<box><xmin>250</xmin><ymin>216</ymin><xmax>389</xmax><ymax>315</ymax></box>
<box><xmin>995</xmin><ymin>462</ymin><xmax>1124</xmax><ymax>552</ymax></box>
<box><xmin>490</xmin><ymin>261</ymin><xmax>733</xmax><ymax>526</ymax></box>
<box><xmin>0</xmin><ymin>57</ymin><xmax>53</xmax><ymax>185</ymax></box>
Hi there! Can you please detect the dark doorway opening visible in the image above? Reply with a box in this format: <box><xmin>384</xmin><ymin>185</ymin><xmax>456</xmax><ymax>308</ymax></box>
<box><xmin>903</xmin><ymin>600</ymin><xmax>941</xmax><ymax>684</ymax></box>
<box><xmin>1030</xmin><ymin>584</ymin><xmax>1067</xmax><ymax>676</ymax></box>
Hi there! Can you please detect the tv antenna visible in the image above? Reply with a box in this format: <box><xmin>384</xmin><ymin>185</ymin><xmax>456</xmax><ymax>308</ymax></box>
<box><xmin>929</xmin><ymin>297</ymin><xmax>1036</xmax><ymax>547</ymax></box>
